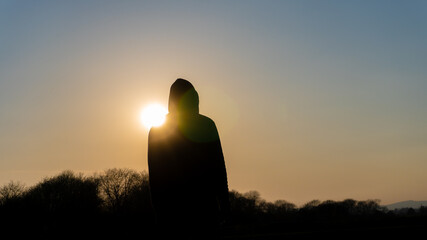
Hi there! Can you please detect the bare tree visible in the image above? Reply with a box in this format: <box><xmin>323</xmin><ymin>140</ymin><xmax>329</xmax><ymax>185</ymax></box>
<box><xmin>0</xmin><ymin>181</ymin><xmax>26</xmax><ymax>204</ymax></box>
<box><xmin>302</xmin><ymin>199</ymin><xmax>321</xmax><ymax>209</ymax></box>
<box><xmin>98</xmin><ymin>168</ymin><xmax>142</xmax><ymax>212</ymax></box>
<box><xmin>274</xmin><ymin>200</ymin><xmax>296</xmax><ymax>212</ymax></box>
<box><xmin>243</xmin><ymin>191</ymin><xmax>263</xmax><ymax>206</ymax></box>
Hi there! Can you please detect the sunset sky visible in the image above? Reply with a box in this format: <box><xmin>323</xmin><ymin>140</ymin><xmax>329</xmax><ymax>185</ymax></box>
<box><xmin>1</xmin><ymin>0</ymin><xmax>426</xmax><ymax>205</ymax></box>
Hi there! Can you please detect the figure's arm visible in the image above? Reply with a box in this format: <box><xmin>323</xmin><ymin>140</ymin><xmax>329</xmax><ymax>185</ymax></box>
<box><xmin>217</xmin><ymin>140</ymin><xmax>231</xmax><ymax>215</ymax></box>
<box><xmin>147</xmin><ymin>129</ymin><xmax>160</xmax><ymax>212</ymax></box>
<box><xmin>211</xmin><ymin>123</ymin><xmax>230</xmax><ymax>216</ymax></box>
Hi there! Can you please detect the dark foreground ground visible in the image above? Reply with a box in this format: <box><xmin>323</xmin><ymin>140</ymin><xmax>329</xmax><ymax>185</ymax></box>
<box><xmin>222</xmin><ymin>224</ymin><xmax>426</xmax><ymax>239</ymax></box>
<box><xmin>221</xmin><ymin>217</ymin><xmax>427</xmax><ymax>239</ymax></box>
<box><xmin>3</xmin><ymin>214</ymin><xmax>425</xmax><ymax>239</ymax></box>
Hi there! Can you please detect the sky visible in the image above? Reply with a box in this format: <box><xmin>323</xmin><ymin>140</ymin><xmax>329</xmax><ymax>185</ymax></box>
<box><xmin>1</xmin><ymin>0</ymin><xmax>426</xmax><ymax>206</ymax></box>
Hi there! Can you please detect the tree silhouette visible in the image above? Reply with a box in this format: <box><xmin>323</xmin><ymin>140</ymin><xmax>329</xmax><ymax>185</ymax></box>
<box><xmin>0</xmin><ymin>181</ymin><xmax>26</xmax><ymax>205</ymax></box>
<box><xmin>0</xmin><ymin>171</ymin><xmax>100</xmax><ymax>237</ymax></box>
<box><xmin>24</xmin><ymin>170</ymin><xmax>100</xmax><ymax>215</ymax></box>
<box><xmin>98</xmin><ymin>168</ymin><xmax>144</xmax><ymax>213</ymax></box>
<box><xmin>1</xmin><ymin>168</ymin><xmax>425</xmax><ymax>238</ymax></box>
<box><xmin>302</xmin><ymin>199</ymin><xmax>321</xmax><ymax>209</ymax></box>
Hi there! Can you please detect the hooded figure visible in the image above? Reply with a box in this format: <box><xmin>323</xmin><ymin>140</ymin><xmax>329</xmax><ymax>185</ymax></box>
<box><xmin>148</xmin><ymin>79</ymin><xmax>230</xmax><ymax>238</ymax></box>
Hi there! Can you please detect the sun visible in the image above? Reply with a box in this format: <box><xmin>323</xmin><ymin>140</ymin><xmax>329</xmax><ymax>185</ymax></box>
<box><xmin>140</xmin><ymin>103</ymin><xmax>168</xmax><ymax>129</ymax></box>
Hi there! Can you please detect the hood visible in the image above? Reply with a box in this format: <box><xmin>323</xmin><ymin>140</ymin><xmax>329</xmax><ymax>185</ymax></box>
<box><xmin>168</xmin><ymin>78</ymin><xmax>199</xmax><ymax>114</ymax></box>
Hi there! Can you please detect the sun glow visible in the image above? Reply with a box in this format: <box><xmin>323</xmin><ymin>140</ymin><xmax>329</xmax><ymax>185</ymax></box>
<box><xmin>140</xmin><ymin>104</ymin><xmax>168</xmax><ymax>129</ymax></box>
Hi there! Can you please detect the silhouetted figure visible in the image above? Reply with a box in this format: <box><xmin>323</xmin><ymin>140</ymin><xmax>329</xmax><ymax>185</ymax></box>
<box><xmin>148</xmin><ymin>79</ymin><xmax>230</xmax><ymax>239</ymax></box>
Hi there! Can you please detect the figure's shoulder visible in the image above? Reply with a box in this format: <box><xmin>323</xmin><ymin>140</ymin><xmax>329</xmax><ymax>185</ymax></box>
<box><xmin>148</xmin><ymin>127</ymin><xmax>158</xmax><ymax>139</ymax></box>
<box><xmin>149</xmin><ymin>124</ymin><xmax>163</xmax><ymax>134</ymax></box>
<box><xmin>148</xmin><ymin>123</ymin><xmax>173</xmax><ymax>140</ymax></box>
<box><xmin>197</xmin><ymin>114</ymin><xmax>217</xmax><ymax>128</ymax></box>
<box><xmin>198</xmin><ymin>114</ymin><xmax>214</xmax><ymax>123</ymax></box>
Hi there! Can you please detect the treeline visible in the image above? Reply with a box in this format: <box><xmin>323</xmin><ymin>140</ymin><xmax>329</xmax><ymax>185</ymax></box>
<box><xmin>0</xmin><ymin>169</ymin><xmax>426</xmax><ymax>238</ymax></box>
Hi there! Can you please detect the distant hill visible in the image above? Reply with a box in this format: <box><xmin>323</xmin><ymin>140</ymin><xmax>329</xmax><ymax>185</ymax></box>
<box><xmin>385</xmin><ymin>200</ymin><xmax>427</xmax><ymax>210</ymax></box>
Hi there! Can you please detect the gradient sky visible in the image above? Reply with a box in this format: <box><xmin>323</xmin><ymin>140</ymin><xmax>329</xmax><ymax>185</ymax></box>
<box><xmin>1</xmin><ymin>0</ymin><xmax>426</xmax><ymax>205</ymax></box>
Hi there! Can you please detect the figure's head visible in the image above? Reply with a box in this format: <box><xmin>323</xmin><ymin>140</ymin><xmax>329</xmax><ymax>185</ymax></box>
<box><xmin>168</xmin><ymin>78</ymin><xmax>199</xmax><ymax>114</ymax></box>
